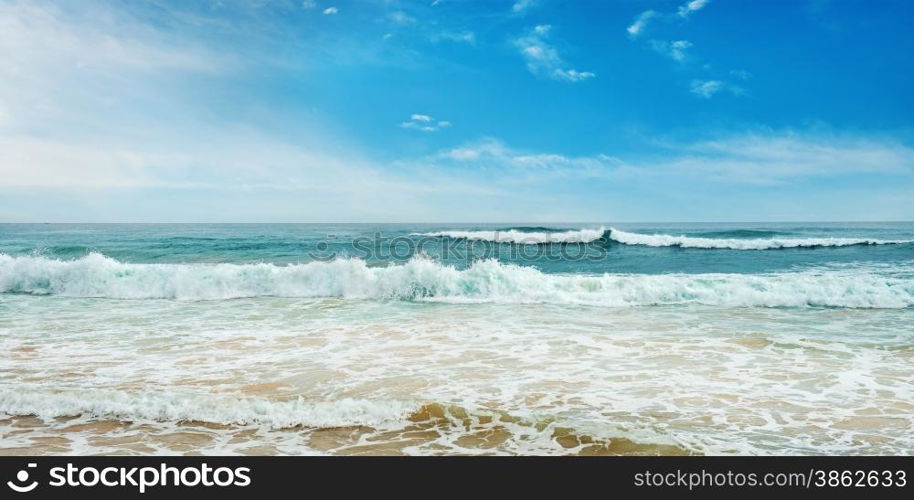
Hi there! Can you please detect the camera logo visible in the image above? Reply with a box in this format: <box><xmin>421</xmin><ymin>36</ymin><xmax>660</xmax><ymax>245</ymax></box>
<box><xmin>7</xmin><ymin>463</ymin><xmax>38</xmax><ymax>493</ymax></box>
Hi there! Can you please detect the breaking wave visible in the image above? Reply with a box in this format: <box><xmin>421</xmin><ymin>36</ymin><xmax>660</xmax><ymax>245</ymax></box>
<box><xmin>0</xmin><ymin>387</ymin><xmax>414</xmax><ymax>429</ymax></box>
<box><xmin>0</xmin><ymin>389</ymin><xmax>691</xmax><ymax>455</ymax></box>
<box><xmin>420</xmin><ymin>227</ymin><xmax>914</xmax><ymax>250</ymax></box>
<box><xmin>417</xmin><ymin>227</ymin><xmax>606</xmax><ymax>244</ymax></box>
<box><xmin>607</xmin><ymin>228</ymin><xmax>914</xmax><ymax>250</ymax></box>
<box><xmin>2</xmin><ymin>253</ymin><xmax>912</xmax><ymax>307</ymax></box>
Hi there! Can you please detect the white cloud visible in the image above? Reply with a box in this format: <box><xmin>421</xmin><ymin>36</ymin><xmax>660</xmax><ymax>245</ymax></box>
<box><xmin>431</xmin><ymin>132</ymin><xmax>914</xmax><ymax>186</ymax></box>
<box><xmin>0</xmin><ymin>135</ymin><xmax>160</xmax><ymax>188</ymax></box>
<box><xmin>0</xmin><ymin>0</ymin><xmax>455</xmax><ymax>219</ymax></box>
<box><xmin>690</xmin><ymin>79</ymin><xmax>723</xmax><ymax>98</ymax></box>
<box><xmin>0</xmin><ymin>130</ymin><xmax>386</xmax><ymax>190</ymax></box>
<box><xmin>624</xmin><ymin>0</ymin><xmax>744</xmax><ymax>97</ymax></box>
<box><xmin>323</xmin><ymin>6</ymin><xmax>338</xmax><ymax>15</ymax></box>
<box><xmin>436</xmin><ymin>139</ymin><xmax>622</xmax><ymax>179</ymax></box>
<box><xmin>554</xmin><ymin>69</ymin><xmax>595</xmax><ymax>82</ymax></box>
<box><xmin>627</xmin><ymin>10</ymin><xmax>657</xmax><ymax>37</ymax></box>
<box><xmin>652</xmin><ymin>39</ymin><xmax>693</xmax><ymax>61</ymax></box>
<box><xmin>677</xmin><ymin>0</ymin><xmax>710</xmax><ymax>18</ymax></box>
<box><xmin>0</xmin><ymin>3</ymin><xmax>225</xmax><ymax>77</ymax></box>
<box><xmin>662</xmin><ymin>132</ymin><xmax>914</xmax><ymax>183</ymax></box>
<box><xmin>301</xmin><ymin>1</ymin><xmax>317</xmax><ymax>10</ymax></box>
<box><xmin>512</xmin><ymin>0</ymin><xmax>537</xmax><ymax>14</ymax></box>
<box><xmin>513</xmin><ymin>25</ymin><xmax>595</xmax><ymax>82</ymax></box>
<box><xmin>690</xmin><ymin>79</ymin><xmax>744</xmax><ymax>98</ymax></box>
<box><xmin>402</xmin><ymin>114</ymin><xmax>451</xmax><ymax>132</ymax></box>
<box><xmin>669</xmin><ymin>40</ymin><xmax>692</xmax><ymax>61</ymax></box>
<box><xmin>0</xmin><ymin>1</ymin><xmax>231</xmax><ymax>138</ymax></box>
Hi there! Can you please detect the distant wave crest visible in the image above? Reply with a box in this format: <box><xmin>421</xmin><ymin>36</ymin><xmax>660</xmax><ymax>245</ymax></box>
<box><xmin>419</xmin><ymin>227</ymin><xmax>913</xmax><ymax>250</ymax></box>
<box><xmin>2</xmin><ymin>253</ymin><xmax>912</xmax><ymax>308</ymax></box>
<box><xmin>607</xmin><ymin>228</ymin><xmax>913</xmax><ymax>250</ymax></box>
<box><xmin>417</xmin><ymin>227</ymin><xmax>606</xmax><ymax>244</ymax></box>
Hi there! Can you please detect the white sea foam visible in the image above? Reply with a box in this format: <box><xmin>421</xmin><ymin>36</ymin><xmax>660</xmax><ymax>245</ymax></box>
<box><xmin>0</xmin><ymin>387</ymin><xmax>416</xmax><ymax>429</ymax></box>
<box><xmin>417</xmin><ymin>227</ymin><xmax>606</xmax><ymax>243</ymax></box>
<box><xmin>1</xmin><ymin>253</ymin><xmax>912</xmax><ymax>307</ymax></box>
<box><xmin>420</xmin><ymin>226</ymin><xmax>913</xmax><ymax>249</ymax></box>
<box><xmin>607</xmin><ymin>228</ymin><xmax>913</xmax><ymax>250</ymax></box>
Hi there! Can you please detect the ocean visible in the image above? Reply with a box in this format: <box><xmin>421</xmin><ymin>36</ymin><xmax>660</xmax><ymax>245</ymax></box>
<box><xmin>1</xmin><ymin>222</ymin><xmax>913</xmax><ymax>455</ymax></box>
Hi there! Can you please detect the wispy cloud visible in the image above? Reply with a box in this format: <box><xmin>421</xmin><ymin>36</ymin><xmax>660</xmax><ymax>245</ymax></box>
<box><xmin>301</xmin><ymin>1</ymin><xmax>317</xmax><ymax>10</ymax></box>
<box><xmin>0</xmin><ymin>0</ymin><xmax>446</xmax><ymax>217</ymax></box>
<box><xmin>512</xmin><ymin>0</ymin><xmax>538</xmax><ymax>14</ymax></box>
<box><xmin>323</xmin><ymin>6</ymin><xmax>338</xmax><ymax>15</ymax></box>
<box><xmin>513</xmin><ymin>25</ymin><xmax>595</xmax><ymax>82</ymax></box>
<box><xmin>690</xmin><ymin>79</ymin><xmax>743</xmax><ymax>98</ymax></box>
<box><xmin>677</xmin><ymin>0</ymin><xmax>710</xmax><ymax>19</ymax></box>
<box><xmin>627</xmin><ymin>10</ymin><xmax>657</xmax><ymax>37</ymax></box>
<box><xmin>430</xmin><ymin>131</ymin><xmax>914</xmax><ymax>186</ymax></box>
<box><xmin>0</xmin><ymin>2</ymin><xmax>226</xmax><ymax>78</ymax></box>
<box><xmin>423</xmin><ymin>139</ymin><xmax>624</xmax><ymax>185</ymax></box>
<box><xmin>401</xmin><ymin>114</ymin><xmax>452</xmax><ymax>132</ymax></box>
<box><xmin>0</xmin><ymin>1</ymin><xmax>232</xmax><ymax>140</ymax></box>
<box><xmin>624</xmin><ymin>0</ymin><xmax>744</xmax><ymax>98</ymax></box>
<box><xmin>443</xmin><ymin>139</ymin><xmax>618</xmax><ymax>168</ymax></box>
<box><xmin>691</xmin><ymin>79</ymin><xmax>724</xmax><ymax>98</ymax></box>
<box><xmin>660</xmin><ymin>131</ymin><xmax>914</xmax><ymax>184</ymax></box>
<box><xmin>651</xmin><ymin>40</ymin><xmax>693</xmax><ymax>62</ymax></box>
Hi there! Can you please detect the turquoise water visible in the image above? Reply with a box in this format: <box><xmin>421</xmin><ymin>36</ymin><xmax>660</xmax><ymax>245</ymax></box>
<box><xmin>2</xmin><ymin>222</ymin><xmax>913</xmax><ymax>273</ymax></box>
<box><xmin>1</xmin><ymin>223</ymin><xmax>913</xmax><ymax>455</ymax></box>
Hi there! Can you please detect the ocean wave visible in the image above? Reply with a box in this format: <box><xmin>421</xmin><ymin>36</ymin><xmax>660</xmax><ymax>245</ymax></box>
<box><xmin>418</xmin><ymin>226</ymin><xmax>912</xmax><ymax>249</ymax></box>
<box><xmin>606</xmin><ymin>228</ymin><xmax>913</xmax><ymax>250</ymax></box>
<box><xmin>0</xmin><ymin>390</ymin><xmax>691</xmax><ymax>455</ymax></box>
<box><xmin>416</xmin><ymin>227</ymin><xmax>606</xmax><ymax>244</ymax></box>
<box><xmin>2</xmin><ymin>253</ymin><xmax>912</xmax><ymax>307</ymax></box>
<box><xmin>0</xmin><ymin>387</ymin><xmax>416</xmax><ymax>429</ymax></box>
<box><xmin>496</xmin><ymin>226</ymin><xmax>568</xmax><ymax>233</ymax></box>
<box><xmin>690</xmin><ymin>229</ymin><xmax>786</xmax><ymax>238</ymax></box>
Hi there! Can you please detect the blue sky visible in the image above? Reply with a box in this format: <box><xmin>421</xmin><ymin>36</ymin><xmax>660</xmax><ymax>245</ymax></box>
<box><xmin>1</xmin><ymin>0</ymin><xmax>912</xmax><ymax>222</ymax></box>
